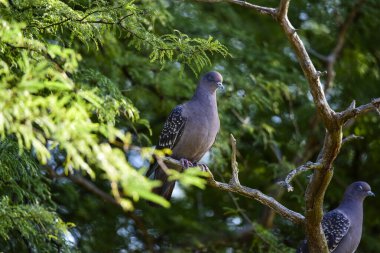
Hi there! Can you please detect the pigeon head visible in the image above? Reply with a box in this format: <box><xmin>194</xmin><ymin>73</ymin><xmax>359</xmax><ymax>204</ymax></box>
<box><xmin>199</xmin><ymin>71</ymin><xmax>224</xmax><ymax>92</ymax></box>
<box><xmin>344</xmin><ymin>181</ymin><xmax>375</xmax><ymax>201</ymax></box>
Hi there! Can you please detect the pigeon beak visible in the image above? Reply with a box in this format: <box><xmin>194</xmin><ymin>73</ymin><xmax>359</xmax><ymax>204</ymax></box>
<box><xmin>367</xmin><ymin>191</ymin><xmax>375</xmax><ymax>197</ymax></box>
<box><xmin>217</xmin><ymin>82</ymin><xmax>224</xmax><ymax>90</ymax></box>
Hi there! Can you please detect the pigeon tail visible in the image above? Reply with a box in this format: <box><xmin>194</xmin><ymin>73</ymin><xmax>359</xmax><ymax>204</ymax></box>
<box><xmin>152</xmin><ymin>164</ymin><xmax>175</xmax><ymax>200</ymax></box>
<box><xmin>146</xmin><ymin>162</ymin><xmax>175</xmax><ymax>207</ymax></box>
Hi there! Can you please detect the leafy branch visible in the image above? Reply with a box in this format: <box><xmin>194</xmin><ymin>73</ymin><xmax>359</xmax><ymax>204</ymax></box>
<box><xmin>12</xmin><ymin>1</ymin><xmax>229</xmax><ymax>75</ymax></box>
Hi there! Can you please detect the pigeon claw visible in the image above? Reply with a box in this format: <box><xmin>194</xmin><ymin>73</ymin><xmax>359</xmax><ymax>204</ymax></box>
<box><xmin>180</xmin><ymin>159</ymin><xmax>193</xmax><ymax>171</ymax></box>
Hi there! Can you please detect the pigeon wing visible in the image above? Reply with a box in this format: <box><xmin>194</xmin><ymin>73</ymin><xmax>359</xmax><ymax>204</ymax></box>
<box><xmin>157</xmin><ymin>105</ymin><xmax>187</xmax><ymax>150</ymax></box>
<box><xmin>145</xmin><ymin>105</ymin><xmax>186</xmax><ymax>179</ymax></box>
<box><xmin>322</xmin><ymin>210</ymin><xmax>351</xmax><ymax>252</ymax></box>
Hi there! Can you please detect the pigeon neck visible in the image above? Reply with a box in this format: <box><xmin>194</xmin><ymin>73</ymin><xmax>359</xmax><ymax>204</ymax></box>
<box><xmin>193</xmin><ymin>85</ymin><xmax>217</xmax><ymax>105</ymax></box>
<box><xmin>338</xmin><ymin>195</ymin><xmax>364</xmax><ymax>216</ymax></box>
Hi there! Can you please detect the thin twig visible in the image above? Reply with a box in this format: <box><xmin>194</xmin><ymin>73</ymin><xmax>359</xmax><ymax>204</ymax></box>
<box><xmin>338</xmin><ymin>97</ymin><xmax>380</xmax><ymax>124</ymax></box>
<box><xmin>278</xmin><ymin>162</ymin><xmax>322</xmax><ymax>192</ymax></box>
<box><xmin>5</xmin><ymin>42</ymin><xmax>72</xmax><ymax>78</ymax></box>
<box><xmin>193</xmin><ymin>0</ymin><xmax>277</xmax><ymax>16</ymax></box>
<box><xmin>47</xmin><ymin>166</ymin><xmax>119</xmax><ymax>205</ymax></box>
<box><xmin>29</xmin><ymin>5</ymin><xmax>126</xmax><ymax>30</ymax></box>
<box><xmin>342</xmin><ymin>134</ymin><xmax>364</xmax><ymax>145</ymax></box>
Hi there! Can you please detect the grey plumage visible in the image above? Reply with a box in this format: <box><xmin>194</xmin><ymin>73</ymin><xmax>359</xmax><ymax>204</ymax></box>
<box><xmin>146</xmin><ymin>71</ymin><xmax>223</xmax><ymax>201</ymax></box>
<box><xmin>297</xmin><ymin>181</ymin><xmax>375</xmax><ymax>253</ymax></box>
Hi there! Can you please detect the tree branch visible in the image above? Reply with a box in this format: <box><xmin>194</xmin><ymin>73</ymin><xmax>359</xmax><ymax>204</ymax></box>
<box><xmin>338</xmin><ymin>97</ymin><xmax>380</xmax><ymax>124</ymax></box>
<box><xmin>342</xmin><ymin>134</ymin><xmax>364</xmax><ymax>145</ymax></box>
<box><xmin>209</xmin><ymin>178</ymin><xmax>305</xmax><ymax>224</ymax></box>
<box><xmin>27</xmin><ymin>5</ymin><xmax>128</xmax><ymax>30</ymax></box>
<box><xmin>229</xmin><ymin>134</ymin><xmax>240</xmax><ymax>186</ymax></box>
<box><xmin>5</xmin><ymin>42</ymin><xmax>72</xmax><ymax>78</ymax></box>
<box><xmin>46</xmin><ymin>165</ymin><xmax>120</xmax><ymax>206</ymax></box>
<box><xmin>278</xmin><ymin>162</ymin><xmax>322</xmax><ymax>192</ymax></box>
<box><xmin>276</xmin><ymin>1</ymin><xmax>345</xmax><ymax>251</ymax></box>
<box><xmin>162</xmin><ymin>137</ymin><xmax>305</xmax><ymax>225</ymax></box>
<box><xmin>217</xmin><ymin>170</ymin><xmax>287</xmax><ymax>252</ymax></box>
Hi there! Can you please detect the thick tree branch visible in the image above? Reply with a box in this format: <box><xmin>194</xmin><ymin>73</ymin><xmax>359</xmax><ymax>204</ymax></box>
<box><xmin>295</xmin><ymin>0</ymin><xmax>366</xmax><ymax>167</ymax></box>
<box><xmin>276</xmin><ymin>2</ymin><xmax>338</xmax><ymax>249</ymax></box>
<box><xmin>297</xmin><ymin>0</ymin><xmax>366</xmax><ymax>169</ymax></box>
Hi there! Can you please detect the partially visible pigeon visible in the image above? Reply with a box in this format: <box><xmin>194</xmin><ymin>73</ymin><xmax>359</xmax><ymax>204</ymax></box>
<box><xmin>297</xmin><ymin>181</ymin><xmax>375</xmax><ymax>253</ymax></box>
<box><xmin>146</xmin><ymin>71</ymin><xmax>224</xmax><ymax>201</ymax></box>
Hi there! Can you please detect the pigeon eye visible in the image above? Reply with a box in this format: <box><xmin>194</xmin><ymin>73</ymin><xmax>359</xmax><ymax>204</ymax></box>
<box><xmin>358</xmin><ymin>185</ymin><xmax>363</xmax><ymax>191</ymax></box>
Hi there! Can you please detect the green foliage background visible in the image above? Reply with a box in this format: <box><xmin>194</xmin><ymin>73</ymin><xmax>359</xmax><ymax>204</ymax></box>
<box><xmin>0</xmin><ymin>0</ymin><xmax>379</xmax><ymax>252</ymax></box>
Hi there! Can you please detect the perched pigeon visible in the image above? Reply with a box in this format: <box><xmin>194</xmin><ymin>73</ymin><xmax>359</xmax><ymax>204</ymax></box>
<box><xmin>146</xmin><ymin>71</ymin><xmax>224</xmax><ymax>201</ymax></box>
<box><xmin>297</xmin><ymin>181</ymin><xmax>375</xmax><ymax>253</ymax></box>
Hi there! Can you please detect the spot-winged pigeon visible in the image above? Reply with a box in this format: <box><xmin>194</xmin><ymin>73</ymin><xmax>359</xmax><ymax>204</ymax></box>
<box><xmin>297</xmin><ymin>181</ymin><xmax>375</xmax><ymax>253</ymax></box>
<box><xmin>146</xmin><ymin>71</ymin><xmax>224</xmax><ymax>201</ymax></box>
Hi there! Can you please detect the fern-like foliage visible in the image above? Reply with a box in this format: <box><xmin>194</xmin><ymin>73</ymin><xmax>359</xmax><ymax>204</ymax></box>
<box><xmin>150</xmin><ymin>30</ymin><xmax>229</xmax><ymax>73</ymax></box>
<box><xmin>0</xmin><ymin>139</ymin><xmax>70</xmax><ymax>252</ymax></box>
<box><xmin>2</xmin><ymin>0</ymin><xmax>227</xmax><ymax>73</ymax></box>
<box><xmin>0</xmin><ymin>0</ymin><xmax>228</xmax><ymax>250</ymax></box>
<box><xmin>0</xmin><ymin>18</ymin><xmax>164</xmax><ymax>207</ymax></box>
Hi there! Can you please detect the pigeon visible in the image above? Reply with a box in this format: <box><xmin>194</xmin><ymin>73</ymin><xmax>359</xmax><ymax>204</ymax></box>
<box><xmin>297</xmin><ymin>181</ymin><xmax>375</xmax><ymax>253</ymax></box>
<box><xmin>146</xmin><ymin>71</ymin><xmax>224</xmax><ymax>201</ymax></box>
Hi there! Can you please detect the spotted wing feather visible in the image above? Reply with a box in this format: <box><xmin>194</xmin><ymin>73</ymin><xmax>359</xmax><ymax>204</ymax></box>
<box><xmin>322</xmin><ymin>210</ymin><xmax>350</xmax><ymax>252</ymax></box>
<box><xmin>157</xmin><ymin>105</ymin><xmax>187</xmax><ymax>149</ymax></box>
<box><xmin>145</xmin><ymin>105</ymin><xmax>186</xmax><ymax>187</ymax></box>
